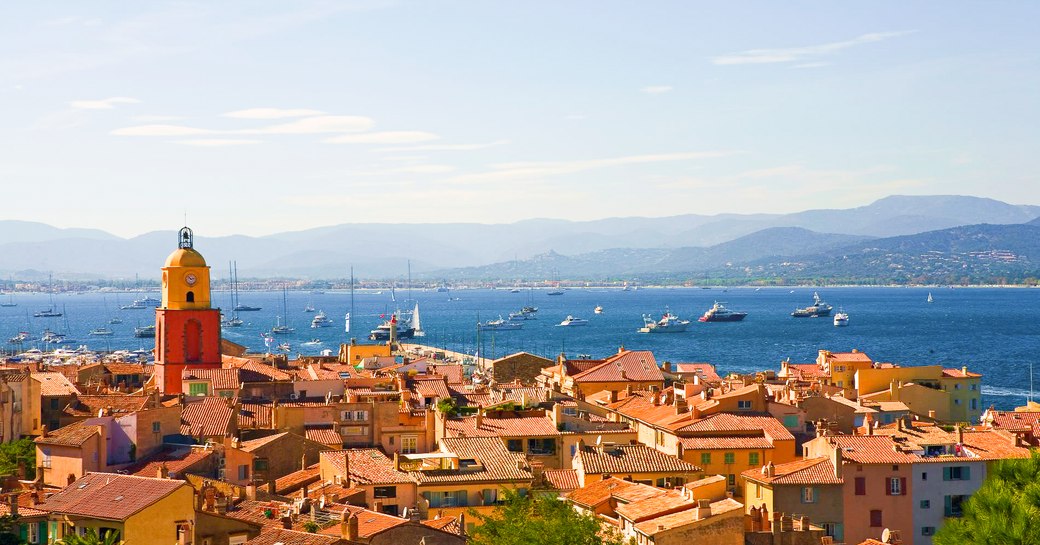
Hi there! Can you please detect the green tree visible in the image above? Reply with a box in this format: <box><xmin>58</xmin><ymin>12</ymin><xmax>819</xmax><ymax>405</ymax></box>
<box><xmin>0</xmin><ymin>514</ymin><xmax>24</xmax><ymax>545</ymax></box>
<box><xmin>468</xmin><ymin>490</ymin><xmax>623</xmax><ymax>545</ymax></box>
<box><xmin>0</xmin><ymin>439</ymin><xmax>36</xmax><ymax>480</ymax></box>
<box><xmin>935</xmin><ymin>452</ymin><xmax>1040</xmax><ymax>545</ymax></box>
<box><xmin>57</xmin><ymin>528</ymin><xmax>122</xmax><ymax>545</ymax></box>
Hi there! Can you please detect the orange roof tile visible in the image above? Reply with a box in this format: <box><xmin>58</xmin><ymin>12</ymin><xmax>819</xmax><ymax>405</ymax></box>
<box><xmin>576</xmin><ymin>443</ymin><xmax>701</xmax><ymax>475</ymax></box>
<box><xmin>35</xmin><ymin>421</ymin><xmax>99</xmax><ymax>447</ymax></box>
<box><xmin>245</xmin><ymin>528</ymin><xmax>346</xmax><ymax>545</ymax></box>
<box><xmin>31</xmin><ymin>372</ymin><xmax>80</xmax><ymax>396</ymax></box>
<box><xmin>317</xmin><ymin>504</ymin><xmax>409</xmax><ymax>538</ymax></box>
<box><xmin>42</xmin><ymin>473</ymin><xmax>188</xmax><ymax>521</ymax></box>
<box><xmin>274</xmin><ymin>464</ymin><xmax>322</xmax><ymax>495</ymax></box>
<box><xmin>181</xmin><ymin>397</ymin><xmax>236</xmax><ymax>437</ymax></box>
<box><xmin>632</xmin><ymin>498</ymin><xmax>743</xmax><ymax>535</ymax></box>
<box><xmin>123</xmin><ymin>446</ymin><xmax>215</xmax><ymax>478</ymax></box>
<box><xmin>942</xmin><ymin>368</ymin><xmax>982</xmax><ymax>378</ymax></box>
<box><xmin>826</xmin><ymin>436</ymin><xmax>918</xmax><ymax>464</ymax></box>
<box><xmin>305</xmin><ymin>426</ymin><xmax>343</xmax><ymax>447</ymax></box>
<box><xmin>542</xmin><ymin>468</ymin><xmax>580</xmax><ymax>491</ymax></box>
<box><xmin>566</xmin><ymin>477</ymin><xmax>664</xmax><ymax>508</ymax></box>
<box><xmin>614</xmin><ymin>490</ymin><xmax>693</xmax><ymax>522</ymax></box>
<box><xmin>572</xmin><ymin>351</ymin><xmax>664</xmax><ymax>383</ymax></box>
<box><xmin>741</xmin><ymin>457</ymin><xmax>842</xmax><ymax>485</ymax></box>
<box><xmin>322</xmin><ymin>449</ymin><xmax>414</xmax><ymax>485</ymax></box>
<box><xmin>445</xmin><ymin>415</ymin><xmax>561</xmax><ymax>438</ymax></box>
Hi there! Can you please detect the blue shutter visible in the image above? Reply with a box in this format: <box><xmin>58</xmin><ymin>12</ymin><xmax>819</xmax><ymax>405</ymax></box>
<box><xmin>943</xmin><ymin>467</ymin><xmax>951</xmax><ymax>481</ymax></box>
<box><xmin>963</xmin><ymin>466</ymin><xmax>970</xmax><ymax>481</ymax></box>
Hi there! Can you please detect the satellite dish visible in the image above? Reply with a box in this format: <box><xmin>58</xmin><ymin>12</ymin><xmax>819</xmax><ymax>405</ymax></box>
<box><xmin>881</xmin><ymin>528</ymin><xmax>892</xmax><ymax>543</ymax></box>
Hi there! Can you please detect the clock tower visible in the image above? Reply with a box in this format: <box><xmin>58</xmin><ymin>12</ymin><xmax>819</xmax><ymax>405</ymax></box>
<box><xmin>154</xmin><ymin>227</ymin><xmax>223</xmax><ymax>394</ymax></box>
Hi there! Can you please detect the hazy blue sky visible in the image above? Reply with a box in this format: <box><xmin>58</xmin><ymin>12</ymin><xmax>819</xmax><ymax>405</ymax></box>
<box><xmin>2</xmin><ymin>1</ymin><xmax>1038</xmax><ymax>237</ymax></box>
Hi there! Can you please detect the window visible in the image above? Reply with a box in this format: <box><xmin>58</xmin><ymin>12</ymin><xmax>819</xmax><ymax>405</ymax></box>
<box><xmin>373</xmin><ymin>486</ymin><xmax>397</xmax><ymax>498</ymax></box>
<box><xmin>528</xmin><ymin>438</ymin><xmax>556</xmax><ymax>455</ymax></box>
<box><xmin>188</xmin><ymin>382</ymin><xmax>209</xmax><ymax>396</ymax></box>
<box><xmin>749</xmin><ymin>452</ymin><xmax>759</xmax><ymax>466</ymax></box>
<box><xmin>727</xmin><ymin>474</ymin><xmax>735</xmax><ymax>486</ymax></box>
<box><xmin>152</xmin><ymin>421</ymin><xmax>161</xmax><ymax>433</ymax></box>
<box><xmin>724</xmin><ymin>452</ymin><xmax>735</xmax><ymax>465</ymax></box>
<box><xmin>229</xmin><ymin>534</ymin><xmax>249</xmax><ymax>545</ymax></box>
<box><xmin>821</xmin><ymin>523</ymin><xmax>843</xmax><ymax>541</ymax></box>
<box><xmin>783</xmin><ymin>415</ymin><xmax>799</xmax><ymax>428</ymax></box>
<box><xmin>922</xmin><ymin>527</ymin><xmax>935</xmax><ymax>536</ymax></box>
<box><xmin>870</xmin><ymin>510</ymin><xmax>883</xmax><ymax>528</ymax></box>
<box><xmin>506</xmin><ymin>439</ymin><xmax>523</xmax><ymax>452</ymax></box>
<box><xmin>888</xmin><ymin>477</ymin><xmax>904</xmax><ymax>496</ymax></box>
<box><xmin>655</xmin><ymin>430</ymin><xmax>665</xmax><ymax>446</ymax></box>
<box><xmin>944</xmin><ymin>466</ymin><xmax>971</xmax><ymax>481</ymax></box>
<box><xmin>854</xmin><ymin>477</ymin><xmax>866</xmax><ymax>496</ymax></box>
<box><xmin>50</xmin><ymin>398</ymin><xmax>59</xmax><ymax>410</ymax></box>
<box><xmin>920</xmin><ymin>500</ymin><xmax>930</xmax><ymax>509</ymax></box>
<box><xmin>186</xmin><ymin>291</ymin><xmax>195</xmax><ymax>303</ymax></box>
<box><xmin>701</xmin><ymin>453</ymin><xmax>711</xmax><ymax>466</ymax></box>
<box><xmin>423</xmin><ymin>490</ymin><xmax>468</xmax><ymax>508</ymax></box>
<box><xmin>945</xmin><ymin>495</ymin><xmax>967</xmax><ymax>517</ymax></box>
<box><xmin>971</xmin><ymin>398</ymin><xmax>978</xmax><ymax>410</ymax></box>
<box><xmin>354</xmin><ymin>410</ymin><xmax>368</xmax><ymax>421</ymax></box>
<box><xmin>28</xmin><ymin>523</ymin><xmax>38</xmax><ymax>544</ymax></box>
<box><xmin>401</xmin><ymin>435</ymin><xmax>418</xmax><ymax>454</ymax></box>
<box><xmin>922</xmin><ymin>471</ymin><xmax>928</xmax><ymax>481</ymax></box>
<box><xmin>238</xmin><ymin>465</ymin><xmax>248</xmax><ymax>481</ymax></box>
<box><xmin>481</xmin><ymin>488</ymin><xmax>498</xmax><ymax>505</ymax></box>
<box><xmin>955</xmin><ymin>399</ymin><xmax>961</xmax><ymax>405</ymax></box>
<box><xmin>802</xmin><ymin>487</ymin><xmax>816</xmax><ymax>503</ymax></box>
<box><xmin>41</xmin><ymin>449</ymin><xmax>52</xmax><ymax>469</ymax></box>
<box><xmin>737</xmin><ymin>400</ymin><xmax>753</xmax><ymax>410</ymax></box>
<box><xmin>755</xmin><ymin>483</ymin><xmax>762</xmax><ymax>498</ymax></box>
<box><xmin>970</xmin><ymin>384</ymin><xmax>977</xmax><ymax>391</ymax></box>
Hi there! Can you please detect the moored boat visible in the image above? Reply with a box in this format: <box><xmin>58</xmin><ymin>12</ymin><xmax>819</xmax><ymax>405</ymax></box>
<box><xmin>791</xmin><ymin>292</ymin><xmax>833</xmax><ymax>318</ymax></box>
<box><xmin>638</xmin><ymin>309</ymin><xmax>690</xmax><ymax>333</ymax></box>
<box><xmin>557</xmin><ymin>315</ymin><xmax>588</xmax><ymax>327</ymax></box>
<box><xmin>479</xmin><ymin>316</ymin><xmax>524</xmax><ymax>331</ymax></box>
<box><xmin>698</xmin><ymin>301</ymin><xmax>747</xmax><ymax>322</ymax></box>
<box><xmin>833</xmin><ymin>309</ymin><xmax>849</xmax><ymax>327</ymax></box>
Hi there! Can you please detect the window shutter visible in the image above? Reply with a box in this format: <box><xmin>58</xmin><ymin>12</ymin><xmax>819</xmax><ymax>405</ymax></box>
<box><xmin>900</xmin><ymin>477</ymin><xmax>907</xmax><ymax>495</ymax></box>
<box><xmin>963</xmin><ymin>467</ymin><xmax>970</xmax><ymax>480</ymax></box>
<box><xmin>943</xmin><ymin>467</ymin><xmax>951</xmax><ymax>481</ymax></box>
<box><xmin>855</xmin><ymin>477</ymin><xmax>865</xmax><ymax>495</ymax></box>
<box><xmin>885</xmin><ymin>478</ymin><xmax>891</xmax><ymax>496</ymax></box>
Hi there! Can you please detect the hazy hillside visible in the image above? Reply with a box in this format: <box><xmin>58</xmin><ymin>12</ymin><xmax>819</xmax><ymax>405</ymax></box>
<box><xmin>0</xmin><ymin>195</ymin><xmax>1037</xmax><ymax>280</ymax></box>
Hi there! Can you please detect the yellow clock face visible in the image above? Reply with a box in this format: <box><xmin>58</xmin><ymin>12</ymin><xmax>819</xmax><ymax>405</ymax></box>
<box><xmin>184</xmin><ymin>273</ymin><xmax>198</xmax><ymax>286</ymax></box>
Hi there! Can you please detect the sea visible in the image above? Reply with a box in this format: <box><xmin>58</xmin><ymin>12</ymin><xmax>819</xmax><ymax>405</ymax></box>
<box><xmin>2</xmin><ymin>286</ymin><xmax>1037</xmax><ymax>412</ymax></box>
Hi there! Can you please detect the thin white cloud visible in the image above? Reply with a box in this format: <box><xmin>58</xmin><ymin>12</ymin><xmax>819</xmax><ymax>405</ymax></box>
<box><xmin>131</xmin><ymin>114</ymin><xmax>182</xmax><ymax>122</ymax></box>
<box><xmin>564</xmin><ymin>114</ymin><xmax>587</xmax><ymax>121</ymax></box>
<box><xmin>243</xmin><ymin>115</ymin><xmax>374</xmax><ymax>134</ymax></box>
<box><xmin>712</xmin><ymin>31</ymin><xmax>914</xmax><ymax>65</ymax></box>
<box><xmin>70</xmin><ymin>96</ymin><xmax>141</xmax><ymax>109</ymax></box>
<box><xmin>324</xmin><ymin>131</ymin><xmax>440</xmax><ymax>144</ymax></box>
<box><xmin>111</xmin><ymin>124</ymin><xmax>214</xmax><ymax>136</ymax></box>
<box><xmin>792</xmin><ymin>62</ymin><xmax>830</xmax><ymax>69</ymax></box>
<box><xmin>450</xmin><ymin>151</ymin><xmax>735</xmax><ymax>184</ymax></box>
<box><xmin>395</xmin><ymin>164</ymin><xmax>456</xmax><ymax>174</ymax></box>
<box><xmin>372</xmin><ymin>140</ymin><xmax>509</xmax><ymax>152</ymax></box>
<box><xmin>222</xmin><ymin>108</ymin><xmax>325</xmax><ymax>119</ymax></box>
<box><xmin>641</xmin><ymin>85</ymin><xmax>673</xmax><ymax>95</ymax></box>
<box><xmin>173</xmin><ymin>139</ymin><xmax>262</xmax><ymax>147</ymax></box>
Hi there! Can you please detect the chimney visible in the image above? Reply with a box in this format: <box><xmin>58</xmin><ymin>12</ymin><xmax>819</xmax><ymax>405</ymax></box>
<box><xmin>957</xmin><ymin>425</ymin><xmax>964</xmax><ymax>445</ymax></box>
<box><xmin>962</xmin><ymin>366</ymin><xmax>969</xmax><ymax>376</ymax></box>
<box><xmin>885</xmin><ymin>529</ymin><xmax>903</xmax><ymax>544</ymax></box>
<box><xmin>928</xmin><ymin>410</ymin><xmax>937</xmax><ymax>420</ymax></box>
<box><xmin>531</xmin><ymin>461</ymin><xmax>545</xmax><ymax>485</ymax></box>
<box><xmin>7</xmin><ymin>493</ymin><xmax>17</xmax><ymax>518</ymax></box>
<box><xmin>245</xmin><ymin>483</ymin><xmax>256</xmax><ymax>501</ymax></box>
<box><xmin>821</xmin><ymin>538</ymin><xmax>835</xmax><ymax>545</ymax></box>
<box><xmin>342</xmin><ymin>511</ymin><xmax>359</xmax><ymax>542</ymax></box>
<box><xmin>280</xmin><ymin>515</ymin><xmax>293</xmax><ymax>529</ymax></box>
<box><xmin>799</xmin><ymin>516</ymin><xmax>811</xmax><ymax>531</ymax></box>
<box><xmin>831</xmin><ymin>446</ymin><xmax>843</xmax><ymax>479</ymax></box>
<box><xmin>157</xmin><ymin>462</ymin><xmax>170</xmax><ymax>479</ymax></box>
<box><xmin>695</xmin><ymin>499</ymin><xmax>711</xmax><ymax>520</ymax></box>
<box><xmin>771</xmin><ymin>512</ymin><xmax>782</xmax><ymax>534</ymax></box>
<box><xmin>39</xmin><ymin>425</ymin><xmax>47</xmax><ymax>438</ymax></box>
<box><xmin>475</xmin><ymin>409</ymin><xmax>484</xmax><ymax>429</ymax></box>
<box><xmin>762</xmin><ymin>461</ymin><xmax>775</xmax><ymax>478</ymax></box>
<box><xmin>268</xmin><ymin>481</ymin><xmax>276</xmax><ymax>494</ymax></box>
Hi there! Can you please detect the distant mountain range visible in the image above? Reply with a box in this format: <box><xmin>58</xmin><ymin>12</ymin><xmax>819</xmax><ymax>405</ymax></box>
<box><xmin>2</xmin><ymin>195</ymin><xmax>1038</xmax><ymax>282</ymax></box>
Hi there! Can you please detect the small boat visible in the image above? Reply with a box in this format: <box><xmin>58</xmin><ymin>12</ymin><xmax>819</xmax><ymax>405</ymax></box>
<box><xmin>311</xmin><ymin>310</ymin><xmax>333</xmax><ymax>328</ymax></box>
<box><xmin>436</xmin><ymin>286</ymin><xmax>450</xmax><ymax>293</ymax></box>
<box><xmin>304</xmin><ymin>305</ymin><xmax>316</xmax><ymax>313</ymax></box>
<box><xmin>109</xmin><ymin>317</ymin><xmax>123</xmax><ymax>324</ymax></box>
<box><xmin>34</xmin><ymin>308</ymin><xmax>63</xmax><ymax>318</ymax></box>
<box><xmin>134</xmin><ymin>324</ymin><xmax>156</xmax><ymax>338</ymax></box>
<box><xmin>594</xmin><ymin>305</ymin><xmax>603</xmax><ymax>314</ymax></box>
<box><xmin>927</xmin><ymin>292</ymin><xmax>934</xmax><ymax>303</ymax></box>
<box><xmin>89</xmin><ymin>327</ymin><xmax>114</xmax><ymax>336</ymax></box>
<box><xmin>508</xmin><ymin>306</ymin><xmax>538</xmax><ymax>321</ymax></box>
<box><xmin>271</xmin><ymin>319</ymin><xmax>294</xmax><ymax>335</ymax></box>
<box><xmin>791</xmin><ymin>292</ymin><xmax>833</xmax><ymax>318</ymax></box>
<box><xmin>234</xmin><ymin>303</ymin><xmax>262</xmax><ymax>312</ymax></box>
<box><xmin>41</xmin><ymin>329</ymin><xmax>65</xmax><ymax>344</ymax></box>
<box><xmin>7</xmin><ymin>332</ymin><xmax>30</xmax><ymax>344</ymax></box>
<box><xmin>547</xmin><ymin>287</ymin><xmax>564</xmax><ymax>296</ymax></box>
<box><xmin>222</xmin><ymin>316</ymin><xmax>244</xmax><ymax>327</ymax></box>
<box><xmin>122</xmin><ymin>297</ymin><xmax>160</xmax><ymax>310</ymax></box>
<box><xmin>698</xmin><ymin>301</ymin><xmax>747</xmax><ymax>322</ymax></box>
<box><xmin>301</xmin><ymin>339</ymin><xmax>322</xmax><ymax>346</ymax></box>
<box><xmin>369</xmin><ymin>312</ymin><xmax>416</xmax><ymax>341</ymax></box>
<box><xmin>557</xmin><ymin>315</ymin><xmax>588</xmax><ymax>327</ymax></box>
<box><xmin>510</xmin><ymin>288</ymin><xmax>521</xmax><ymax>293</ymax></box>
<box><xmin>276</xmin><ymin>342</ymin><xmax>291</xmax><ymax>352</ymax></box>
<box><xmin>0</xmin><ymin>294</ymin><xmax>16</xmax><ymax>307</ymax></box>
<box><xmin>638</xmin><ymin>309</ymin><xmax>691</xmax><ymax>333</ymax></box>
<box><xmin>622</xmin><ymin>283</ymin><xmax>634</xmax><ymax>292</ymax></box>
<box><xmin>479</xmin><ymin>316</ymin><xmax>524</xmax><ymax>331</ymax></box>
<box><xmin>833</xmin><ymin>309</ymin><xmax>850</xmax><ymax>327</ymax></box>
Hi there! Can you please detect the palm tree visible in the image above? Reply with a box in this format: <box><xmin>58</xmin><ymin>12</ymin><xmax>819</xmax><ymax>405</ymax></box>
<box><xmin>57</xmin><ymin>528</ymin><xmax>123</xmax><ymax>545</ymax></box>
<box><xmin>935</xmin><ymin>451</ymin><xmax>1040</xmax><ymax>545</ymax></box>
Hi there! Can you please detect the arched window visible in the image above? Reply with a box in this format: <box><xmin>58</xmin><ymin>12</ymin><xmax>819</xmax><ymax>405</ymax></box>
<box><xmin>186</xmin><ymin>291</ymin><xmax>195</xmax><ymax>303</ymax></box>
<box><xmin>184</xmin><ymin>319</ymin><xmax>203</xmax><ymax>362</ymax></box>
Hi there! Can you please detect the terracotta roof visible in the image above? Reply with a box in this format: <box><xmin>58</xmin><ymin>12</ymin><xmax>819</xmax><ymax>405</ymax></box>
<box><xmin>411</xmin><ymin>378</ymin><xmax>451</xmax><ymax>399</ymax></box>
<box><xmin>674</xmin><ymin>413</ymin><xmax>795</xmax><ymax>442</ymax></box>
<box><xmin>985</xmin><ymin>410</ymin><xmax>1040</xmax><ymax>432</ymax></box>
<box><xmin>316</xmin><ymin>504</ymin><xmax>410</xmax><ymax>539</ymax></box>
<box><xmin>826</xmin><ymin>436</ymin><xmax>919</xmax><ymax>464</ymax></box>
<box><xmin>42</xmin><ymin>473</ymin><xmax>187</xmax><ymax>521</ymax></box>
<box><xmin>741</xmin><ymin>457</ymin><xmax>842</xmax><ymax>485</ymax></box>
<box><xmin>782</xmin><ymin>363</ymin><xmax>829</xmax><ymax>379</ymax></box>
<box><xmin>679</xmin><ymin>436</ymin><xmax>774</xmax><ymax>450</ymax></box>
<box><xmin>576</xmin><ymin>443</ymin><xmax>701</xmax><ymax>475</ymax></box>
<box><xmin>105</xmin><ymin>363</ymin><xmax>148</xmax><ymax>376</ymax></box>
<box><xmin>239</xmin><ymin>360</ymin><xmax>293</xmax><ymax>381</ymax></box>
<box><xmin>411</xmin><ymin>437</ymin><xmax>532</xmax><ymax>484</ymax></box>
<box><xmin>823</xmin><ymin>351</ymin><xmax>872</xmax><ymax>362</ymax></box>
<box><xmin>123</xmin><ymin>446</ymin><xmax>216</xmax><ymax>478</ymax></box>
<box><xmin>183</xmin><ymin>368</ymin><xmax>241</xmax><ymax>390</ymax></box>
<box><xmin>422</xmin><ymin>515</ymin><xmax>461</xmax><ymax>534</ymax></box>
<box><xmin>305</xmin><ymin>426</ymin><xmax>343</xmax><ymax>447</ymax></box>
<box><xmin>960</xmin><ymin>430</ymin><xmax>1033</xmax><ymax>461</ymax></box>
<box><xmin>571</xmin><ymin>350</ymin><xmax>664</xmax><ymax>383</ymax></box>
<box><xmin>181</xmin><ymin>397</ymin><xmax>236</xmax><ymax>437</ymax></box>
<box><xmin>615</xmin><ymin>490</ymin><xmax>694</xmax><ymax>522</ymax></box>
<box><xmin>566</xmin><ymin>477</ymin><xmax>664</xmax><ymax>508</ymax></box>
<box><xmin>35</xmin><ymin>421</ymin><xmax>99</xmax><ymax>447</ymax></box>
<box><xmin>542</xmin><ymin>468</ymin><xmax>580</xmax><ymax>491</ymax></box>
<box><xmin>428</xmin><ymin>364</ymin><xmax>464</xmax><ymax>384</ymax></box>
<box><xmin>31</xmin><ymin>372</ymin><xmax>81</xmax><ymax>396</ymax></box>
<box><xmin>63</xmin><ymin>395</ymin><xmax>150</xmax><ymax>417</ymax></box>
<box><xmin>245</xmin><ymin>528</ymin><xmax>347</xmax><ymax>545</ymax></box>
<box><xmin>673</xmin><ymin>363</ymin><xmax>722</xmax><ymax>382</ymax></box>
<box><xmin>322</xmin><ymin>449</ymin><xmax>414</xmax><ymax>485</ymax></box>
<box><xmin>239</xmin><ymin>432</ymin><xmax>290</xmax><ymax>452</ymax></box>
<box><xmin>445</xmin><ymin>415</ymin><xmax>560</xmax><ymax>438</ymax></box>
<box><xmin>608</xmin><ymin>393</ymin><xmax>692</xmax><ymax>430</ymax></box>
<box><xmin>239</xmin><ymin>401</ymin><xmax>273</xmax><ymax>428</ymax></box>
<box><xmin>942</xmin><ymin>368</ymin><xmax>982</xmax><ymax>378</ymax></box>
<box><xmin>0</xmin><ymin>500</ymin><xmax>48</xmax><ymax>518</ymax></box>
<box><xmin>275</xmin><ymin>464</ymin><xmax>321</xmax><ymax>495</ymax></box>
<box><xmin>632</xmin><ymin>498</ymin><xmax>743</xmax><ymax>535</ymax></box>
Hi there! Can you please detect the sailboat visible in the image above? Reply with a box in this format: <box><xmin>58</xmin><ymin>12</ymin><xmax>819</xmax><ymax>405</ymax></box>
<box><xmin>345</xmin><ymin>266</ymin><xmax>354</xmax><ymax>335</ymax></box>
<box><xmin>223</xmin><ymin>261</ymin><xmax>244</xmax><ymax>327</ymax></box>
<box><xmin>410</xmin><ymin>302</ymin><xmax>424</xmax><ymax>337</ymax></box>
<box><xmin>927</xmin><ymin>292</ymin><xmax>934</xmax><ymax>303</ymax></box>
<box><xmin>271</xmin><ymin>286</ymin><xmax>294</xmax><ymax>334</ymax></box>
<box><xmin>232</xmin><ymin>262</ymin><xmax>262</xmax><ymax>312</ymax></box>
<box><xmin>0</xmin><ymin>293</ymin><xmax>15</xmax><ymax>307</ymax></box>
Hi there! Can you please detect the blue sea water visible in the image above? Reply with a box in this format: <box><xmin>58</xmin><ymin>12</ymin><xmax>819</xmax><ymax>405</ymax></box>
<box><xmin>2</xmin><ymin>286</ymin><xmax>1037</xmax><ymax>411</ymax></box>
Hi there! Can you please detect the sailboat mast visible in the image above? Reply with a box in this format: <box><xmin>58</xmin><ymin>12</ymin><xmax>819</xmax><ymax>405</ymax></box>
<box><xmin>348</xmin><ymin>266</ymin><xmax>355</xmax><ymax>335</ymax></box>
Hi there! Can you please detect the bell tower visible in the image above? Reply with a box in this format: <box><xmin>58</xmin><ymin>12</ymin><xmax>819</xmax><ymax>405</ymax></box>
<box><xmin>154</xmin><ymin>227</ymin><xmax>223</xmax><ymax>394</ymax></box>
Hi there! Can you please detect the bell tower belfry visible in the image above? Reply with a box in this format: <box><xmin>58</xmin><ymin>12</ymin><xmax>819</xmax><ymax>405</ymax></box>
<box><xmin>154</xmin><ymin>227</ymin><xmax>223</xmax><ymax>394</ymax></box>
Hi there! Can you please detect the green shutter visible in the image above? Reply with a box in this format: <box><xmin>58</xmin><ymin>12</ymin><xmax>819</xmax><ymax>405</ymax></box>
<box><xmin>963</xmin><ymin>466</ymin><xmax>970</xmax><ymax>480</ymax></box>
<box><xmin>749</xmin><ymin>453</ymin><xmax>760</xmax><ymax>466</ymax></box>
<box><xmin>944</xmin><ymin>495</ymin><xmax>952</xmax><ymax>516</ymax></box>
<box><xmin>943</xmin><ymin>467</ymin><xmax>951</xmax><ymax>481</ymax></box>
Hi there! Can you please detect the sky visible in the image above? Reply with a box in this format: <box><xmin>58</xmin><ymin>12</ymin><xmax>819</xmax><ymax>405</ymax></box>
<box><xmin>2</xmin><ymin>1</ymin><xmax>1038</xmax><ymax>238</ymax></box>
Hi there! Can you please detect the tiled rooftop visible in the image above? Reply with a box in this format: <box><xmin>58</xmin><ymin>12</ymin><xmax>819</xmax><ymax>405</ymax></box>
<box><xmin>741</xmin><ymin>457</ymin><xmax>842</xmax><ymax>485</ymax></box>
<box><xmin>445</xmin><ymin>414</ymin><xmax>561</xmax><ymax>438</ymax></box>
<box><xmin>575</xmin><ymin>443</ymin><xmax>701</xmax><ymax>475</ymax></box>
<box><xmin>322</xmin><ymin>449</ymin><xmax>414</xmax><ymax>485</ymax></box>
<box><xmin>42</xmin><ymin>473</ymin><xmax>187</xmax><ymax>521</ymax></box>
